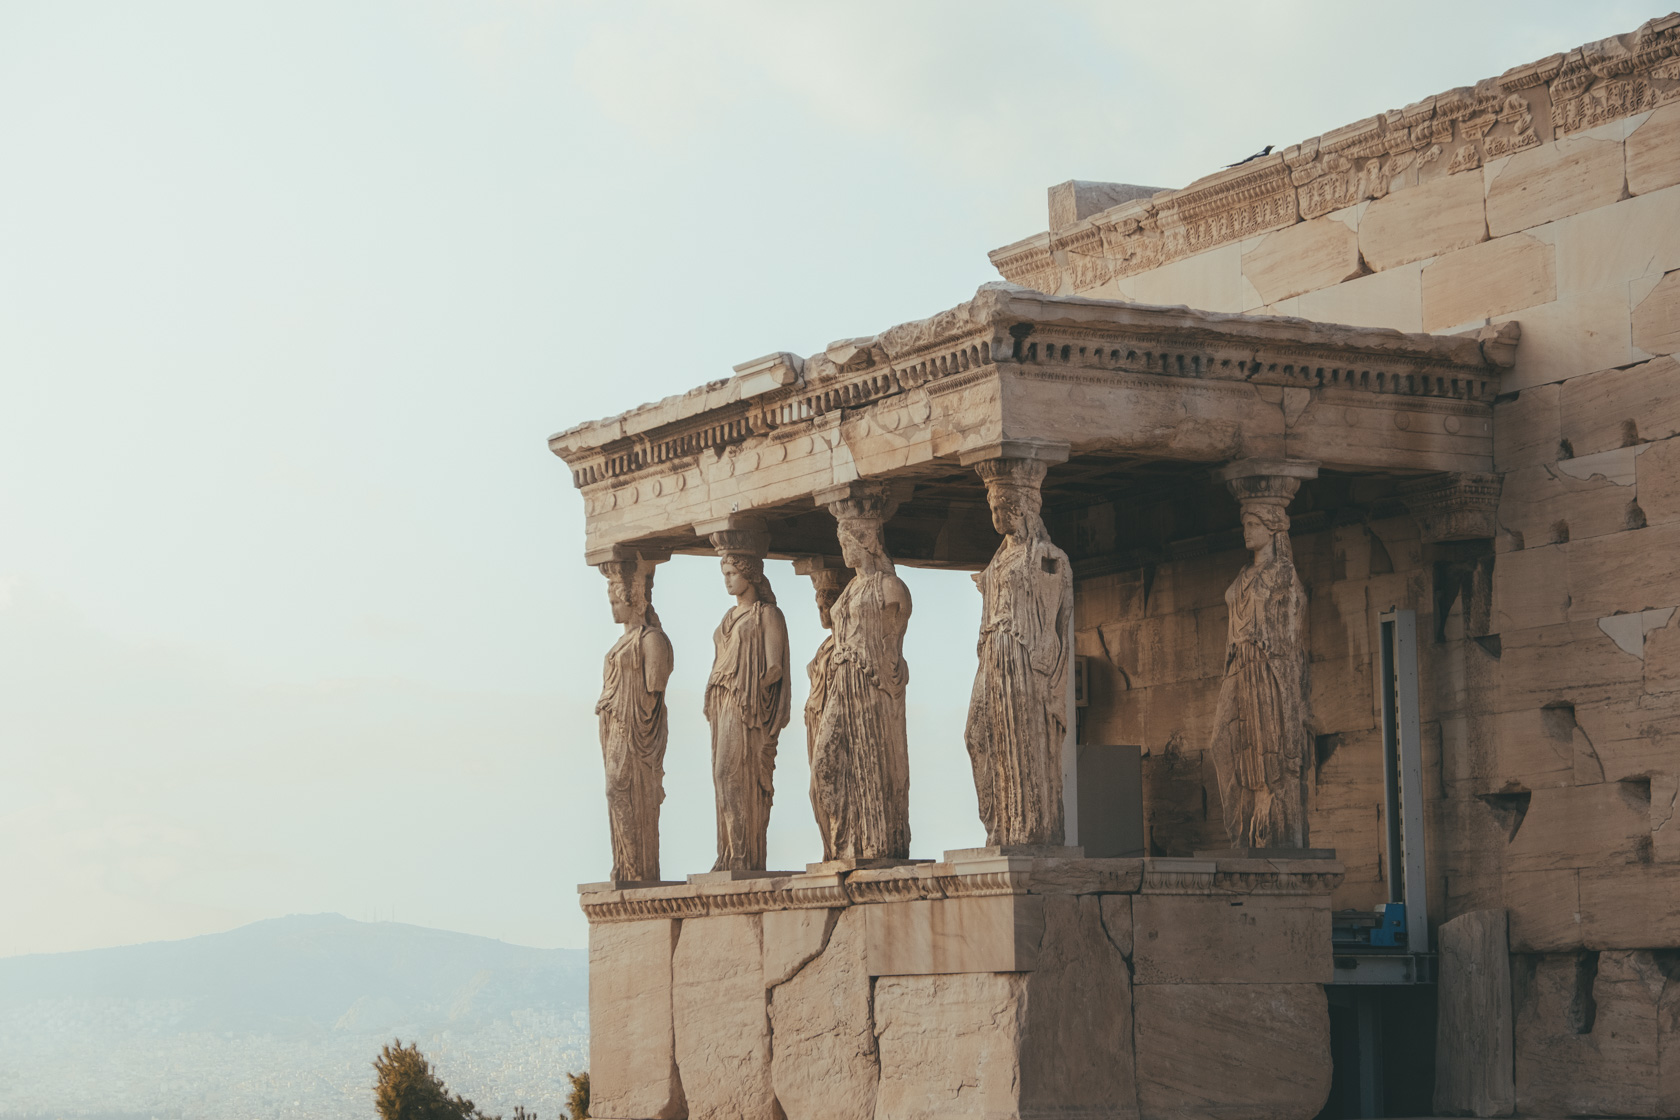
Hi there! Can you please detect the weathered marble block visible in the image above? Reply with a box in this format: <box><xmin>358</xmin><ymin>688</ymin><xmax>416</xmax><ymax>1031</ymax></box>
<box><xmin>671</xmin><ymin>914</ymin><xmax>775</xmax><ymax>1120</ymax></box>
<box><xmin>1017</xmin><ymin>894</ymin><xmax>1138</xmax><ymax>1120</ymax></box>
<box><xmin>1131</xmin><ymin>892</ymin><xmax>1331</xmax><ymax>985</ymax></box>
<box><xmin>874</xmin><ymin>971</ymin><xmax>1030</xmax><ymax>1120</ymax></box>
<box><xmin>768</xmin><ymin>908</ymin><xmax>875</xmax><ymax>1120</ymax></box>
<box><xmin>864</xmin><ymin>894</ymin><xmax>1043</xmax><ymax>975</ymax></box>
<box><xmin>1434</xmin><ymin>909</ymin><xmax>1515</xmax><ymax>1117</ymax></box>
<box><xmin>1133</xmin><ymin>982</ymin><xmax>1332</xmax><ymax>1120</ymax></box>
<box><xmin>1514</xmin><ymin>948</ymin><xmax>1680</xmax><ymax>1118</ymax></box>
<box><xmin>588</xmin><ymin>918</ymin><xmax>684</xmax><ymax>1120</ymax></box>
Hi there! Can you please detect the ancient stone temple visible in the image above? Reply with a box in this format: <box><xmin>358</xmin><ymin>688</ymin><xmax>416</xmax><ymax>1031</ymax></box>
<box><xmin>553</xmin><ymin>15</ymin><xmax>1680</xmax><ymax>1120</ymax></box>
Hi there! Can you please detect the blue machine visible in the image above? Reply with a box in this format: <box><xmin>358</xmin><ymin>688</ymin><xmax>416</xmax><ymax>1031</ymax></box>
<box><xmin>1369</xmin><ymin>903</ymin><xmax>1407</xmax><ymax>948</ymax></box>
<box><xmin>1330</xmin><ymin>902</ymin><xmax>1410</xmax><ymax>949</ymax></box>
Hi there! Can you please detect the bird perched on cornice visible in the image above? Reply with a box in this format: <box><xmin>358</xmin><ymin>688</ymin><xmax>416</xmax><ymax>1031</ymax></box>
<box><xmin>1226</xmin><ymin>144</ymin><xmax>1273</xmax><ymax>167</ymax></box>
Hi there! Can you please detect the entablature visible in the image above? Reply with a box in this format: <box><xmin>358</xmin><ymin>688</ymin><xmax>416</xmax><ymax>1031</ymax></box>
<box><xmin>549</xmin><ymin>285</ymin><xmax>1514</xmax><ymax>565</ymax></box>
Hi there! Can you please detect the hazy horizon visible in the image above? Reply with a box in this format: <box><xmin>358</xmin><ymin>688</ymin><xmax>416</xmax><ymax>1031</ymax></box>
<box><xmin>0</xmin><ymin>910</ymin><xmax>558</xmax><ymax>960</ymax></box>
<box><xmin>0</xmin><ymin>910</ymin><xmax>588</xmax><ymax>1118</ymax></box>
<box><xmin>2</xmin><ymin>0</ymin><xmax>1656</xmax><ymax>958</ymax></box>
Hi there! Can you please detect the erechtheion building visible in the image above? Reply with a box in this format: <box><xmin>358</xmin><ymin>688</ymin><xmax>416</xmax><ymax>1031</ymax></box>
<box><xmin>552</xmin><ymin>15</ymin><xmax>1680</xmax><ymax>1120</ymax></box>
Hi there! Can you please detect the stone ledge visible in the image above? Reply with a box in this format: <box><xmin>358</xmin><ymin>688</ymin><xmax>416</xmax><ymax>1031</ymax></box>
<box><xmin>577</xmin><ymin>855</ymin><xmax>1345</xmax><ymax>924</ymax></box>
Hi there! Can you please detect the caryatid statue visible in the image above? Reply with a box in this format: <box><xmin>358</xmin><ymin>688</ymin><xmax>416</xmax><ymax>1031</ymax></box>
<box><xmin>809</xmin><ymin>484</ymin><xmax>913</xmax><ymax>862</ymax></box>
<box><xmin>797</xmin><ymin>558</ymin><xmax>853</xmax><ymax>861</ymax></box>
<box><xmin>703</xmin><ymin>526</ymin><xmax>792</xmax><ymax>872</ymax></box>
<box><xmin>595</xmin><ymin>553</ymin><xmax>675</xmax><ymax>883</ymax></box>
<box><xmin>1208</xmin><ymin>459</ymin><xmax>1318</xmax><ymax>850</ymax></box>
<box><xmin>965</xmin><ymin>456</ymin><xmax>1074</xmax><ymax>847</ymax></box>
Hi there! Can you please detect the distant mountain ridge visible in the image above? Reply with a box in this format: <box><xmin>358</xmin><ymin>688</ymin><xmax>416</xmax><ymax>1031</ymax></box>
<box><xmin>0</xmin><ymin>914</ymin><xmax>588</xmax><ymax>1120</ymax></box>
<box><xmin>0</xmin><ymin>912</ymin><xmax>586</xmax><ymax>1035</ymax></box>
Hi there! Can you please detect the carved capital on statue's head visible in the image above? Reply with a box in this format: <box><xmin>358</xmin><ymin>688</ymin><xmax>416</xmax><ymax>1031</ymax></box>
<box><xmin>809</xmin><ymin>566</ymin><xmax>852</xmax><ymax>594</ymax></box>
<box><xmin>1220</xmin><ymin>458</ymin><xmax>1317</xmax><ymax>507</ymax></box>
<box><xmin>793</xmin><ymin>554</ymin><xmax>849</xmax><ymax>578</ymax></box>
<box><xmin>794</xmin><ymin>557</ymin><xmax>854</xmax><ymax>628</ymax></box>
<box><xmin>697</xmin><ymin>515</ymin><xmax>770</xmax><ymax>559</ymax></box>
<box><xmin>1226</xmin><ymin>473</ymin><xmax>1303</xmax><ymax>507</ymax></box>
<box><xmin>972</xmin><ymin>456</ymin><xmax>1050</xmax><ymax>490</ymax></box>
<box><xmin>973</xmin><ymin>456</ymin><xmax>1052</xmax><ymax>540</ymax></box>
<box><xmin>819</xmin><ymin>480</ymin><xmax>902</xmax><ymax>529</ymax></box>
<box><xmin>958</xmin><ymin>439</ymin><xmax>1070</xmax><ymax>468</ymax></box>
<box><xmin>814</xmin><ymin>479</ymin><xmax>911</xmax><ymax>521</ymax></box>
<box><xmin>1218</xmin><ymin>458</ymin><xmax>1319</xmax><ymax>498</ymax></box>
<box><xmin>1397</xmin><ymin>472</ymin><xmax>1503</xmax><ymax>543</ymax></box>
<box><xmin>597</xmin><ymin>551</ymin><xmax>664</xmax><ymax>628</ymax></box>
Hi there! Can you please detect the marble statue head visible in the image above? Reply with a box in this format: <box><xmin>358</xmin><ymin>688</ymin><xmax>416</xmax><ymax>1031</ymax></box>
<box><xmin>1240</xmin><ymin>501</ymin><xmax>1292</xmax><ymax>556</ymax></box>
<box><xmin>600</xmin><ymin>559</ymin><xmax>659</xmax><ymax>627</ymax></box>
<box><xmin>810</xmin><ymin>567</ymin><xmax>853</xmax><ymax>629</ymax></box>
<box><xmin>827</xmin><ymin>487</ymin><xmax>900</xmax><ymax>576</ymax></box>
<box><xmin>719</xmin><ymin>551</ymin><xmax>777</xmax><ymax>605</ymax></box>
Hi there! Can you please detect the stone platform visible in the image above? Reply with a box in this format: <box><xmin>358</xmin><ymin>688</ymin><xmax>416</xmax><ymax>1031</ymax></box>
<box><xmin>582</xmin><ymin>852</ymin><xmax>1343</xmax><ymax>1120</ymax></box>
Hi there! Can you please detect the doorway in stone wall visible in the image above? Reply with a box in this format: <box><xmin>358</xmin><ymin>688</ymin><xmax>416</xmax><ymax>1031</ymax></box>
<box><xmin>1320</xmin><ymin>985</ymin><xmax>1438</xmax><ymax>1119</ymax></box>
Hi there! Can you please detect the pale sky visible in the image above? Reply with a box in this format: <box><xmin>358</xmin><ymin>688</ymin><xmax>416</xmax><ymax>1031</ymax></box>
<box><xmin>1</xmin><ymin>0</ymin><xmax>1657</xmax><ymax>955</ymax></box>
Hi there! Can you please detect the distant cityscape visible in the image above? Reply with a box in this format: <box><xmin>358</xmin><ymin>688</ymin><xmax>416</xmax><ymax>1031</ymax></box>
<box><xmin>0</xmin><ymin>915</ymin><xmax>588</xmax><ymax>1120</ymax></box>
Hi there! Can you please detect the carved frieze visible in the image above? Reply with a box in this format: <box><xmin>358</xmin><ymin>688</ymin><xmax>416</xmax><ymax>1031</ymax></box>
<box><xmin>1551</xmin><ymin>17</ymin><xmax>1680</xmax><ymax>134</ymax></box>
<box><xmin>990</xmin><ymin>14</ymin><xmax>1678</xmax><ymax>295</ymax></box>
<box><xmin>1289</xmin><ymin>120</ymin><xmax>1395</xmax><ymax>221</ymax></box>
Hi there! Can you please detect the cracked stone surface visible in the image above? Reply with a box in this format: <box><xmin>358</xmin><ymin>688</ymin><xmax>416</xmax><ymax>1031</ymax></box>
<box><xmin>768</xmin><ymin>908</ymin><xmax>876</xmax><ymax>1120</ymax></box>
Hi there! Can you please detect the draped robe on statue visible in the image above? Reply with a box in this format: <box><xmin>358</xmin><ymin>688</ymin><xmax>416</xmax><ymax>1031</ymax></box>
<box><xmin>705</xmin><ymin>600</ymin><xmax>791</xmax><ymax>870</ymax></box>
<box><xmin>1209</xmin><ymin>549</ymin><xmax>1311</xmax><ymax>849</ymax></box>
<box><xmin>811</xmin><ymin>572</ymin><xmax>911</xmax><ymax>861</ymax></box>
<box><xmin>805</xmin><ymin>633</ymin><xmax>838</xmax><ymax>860</ymax></box>
<box><xmin>596</xmin><ymin>624</ymin><xmax>673</xmax><ymax>881</ymax></box>
<box><xmin>965</xmin><ymin>534</ymin><xmax>1072</xmax><ymax>847</ymax></box>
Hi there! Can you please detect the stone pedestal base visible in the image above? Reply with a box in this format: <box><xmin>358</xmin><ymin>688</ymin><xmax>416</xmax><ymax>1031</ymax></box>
<box><xmin>1194</xmin><ymin>847</ymin><xmax>1337</xmax><ymax>860</ymax></box>
<box><xmin>579</xmin><ymin>879</ymin><xmax>682</xmax><ymax>893</ymax></box>
<box><xmin>945</xmin><ymin>844</ymin><xmax>1085</xmax><ymax>861</ymax></box>
<box><xmin>685</xmin><ymin>869</ymin><xmax>802</xmax><ymax>884</ymax></box>
<box><xmin>582</xmin><ymin>852</ymin><xmax>1342</xmax><ymax>1120</ymax></box>
<box><xmin>805</xmin><ymin>857</ymin><xmax>933</xmax><ymax>874</ymax></box>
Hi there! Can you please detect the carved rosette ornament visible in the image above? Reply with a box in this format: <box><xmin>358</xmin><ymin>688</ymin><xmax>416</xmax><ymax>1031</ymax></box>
<box><xmin>964</xmin><ymin>454</ymin><xmax>1074</xmax><ymax>847</ymax></box>
<box><xmin>595</xmin><ymin>552</ymin><xmax>675</xmax><ymax>883</ymax></box>
<box><xmin>809</xmin><ymin>484</ymin><xmax>913</xmax><ymax>862</ymax></box>
<box><xmin>703</xmin><ymin>522</ymin><xmax>792</xmax><ymax>872</ymax></box>
<box><xmin>1209</xmin><ymin>459</ymin><xmax>1319</xmax><ymax>850</ymax></box>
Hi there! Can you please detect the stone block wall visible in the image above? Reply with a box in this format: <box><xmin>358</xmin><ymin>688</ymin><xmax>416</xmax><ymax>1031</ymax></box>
<box><xmin>583</xmin><ymin>856</ymin><xmax>1337</xmax><ymax>1120</ymax></box>
<box><xmin>1015</xmin><ymin>16</ymin><xmax>1680</xmax><ymax>1116</ymax></box>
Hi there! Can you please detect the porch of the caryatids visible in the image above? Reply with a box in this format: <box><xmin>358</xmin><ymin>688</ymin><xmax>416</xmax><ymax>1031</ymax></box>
<box><xmin>961</xmin><ymin>443</ymin><xmax>1075</xmax><ymax>849</ymax></box>
<box><xmin>594</xmin><ymin>549</ymin><xmax>675</xmax><ymax>885</ymax></box>
<box><xmin>1207</xmin><ymin>458</ymin><xmax>1318</xmax><ymax>851</ymax></box>
<box><xmin>701</xmin><ymin>518</ymin><xmax>792</xmax><ymax>872</ymax></box>
<box><xmin>807</xmin><ymin>482</ymin><xmax>913</xmax><ymax>864</ymax></box>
